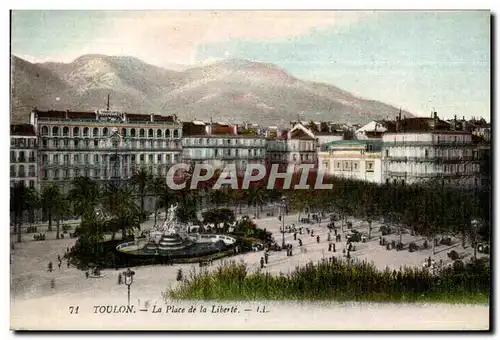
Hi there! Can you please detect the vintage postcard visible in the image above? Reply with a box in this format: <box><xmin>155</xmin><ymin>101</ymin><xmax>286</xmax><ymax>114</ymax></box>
<box><xmin>9</xmin><ymin>10</ymin><xmax>491</xmax><ymax>331</ymax></box>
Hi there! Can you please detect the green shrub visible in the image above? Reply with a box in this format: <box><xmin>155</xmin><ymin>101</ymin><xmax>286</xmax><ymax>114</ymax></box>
<box><xmin>167</xmin><ymin>257</ymin><xmax>490</xmax><ymax>304</ymax></box>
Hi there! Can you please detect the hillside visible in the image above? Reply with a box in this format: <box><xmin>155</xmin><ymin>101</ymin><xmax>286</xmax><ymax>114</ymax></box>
<box><xmin>11</xmin><ymin>55</ymin><xmax>414</xmax><ymax>124</ymax></box>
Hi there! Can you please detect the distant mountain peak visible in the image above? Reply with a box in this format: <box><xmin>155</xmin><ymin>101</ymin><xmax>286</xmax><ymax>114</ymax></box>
<box><xmin>11</xmin><ymin>54</ymin><xmax>414</xmax><ymax>124</ymax></box>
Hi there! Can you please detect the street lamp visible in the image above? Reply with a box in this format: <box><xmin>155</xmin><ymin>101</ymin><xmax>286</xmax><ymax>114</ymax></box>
<box><xmin>123</xmin><ymin>268</ymin><xmax>135</xmax><ymax>306</ymax></box>
<box><xmin>280</xmin><ymin>196</ymin><xmax>287</xmax><ymax>248</ymax></box>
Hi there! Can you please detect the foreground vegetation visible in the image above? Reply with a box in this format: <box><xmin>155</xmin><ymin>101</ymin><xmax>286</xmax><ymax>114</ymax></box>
<box><xmin>167</xmin><ymin>258</ymin><xmax>490</xmax><ymax>304</ymax></box>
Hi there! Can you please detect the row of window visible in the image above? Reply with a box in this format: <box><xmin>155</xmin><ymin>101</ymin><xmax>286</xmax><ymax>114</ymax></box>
<box><xmin>184</xmin><ymin>148</ymin><xmax>265</xmax><ymax>158</ymax></box>
<box><xmin>10</xmin><ymin>151</ymin><xmax>36</xmax><ymax>163</ymax></box>
<box><xmin>10</xmin><ymin>180</ymin><xmax>36</xmax><ymax>188</ymax></box>
<box><xmin>11</xmin><ymin>138</ymin><xmax>37</xmax><ymax>148</ymax></box>
<box><xmin>291</xmin><ymin>153</ymin><xmax>316</xmax><ymax>162</ymax></box>
<box><xmin>42</xmin><ymin>153</ymin><xmax>182</xmax><ymax>165</ymax></box>
<box><xmin>10</xmin><ymin>165</ymin><xmax>36</xmax><ymax>178</ymax></box>
<box><xmin>183</xmin><ymin>138</ymin><xmax>266</xmax><ymax>147</ymax></box>
<box><xmin>385</xmin><ymin>147</ymin><xmax>476</xmax><ymax>158</ymax></box>
<box><xmin>40</xmin><ymin>126</ymin><xmax>181</xmax><ymax>138</ymax></box>
<box><xmin>41</xmin><ymin>165</ymin><xmax>177</xmax><ymax>180</ymax></box>
<box><xmin>326</xmin><ymin>160</ymin><xmax>375</xmax><ymax>173</ymax></box>
<box><xmin>387</xmin><ymin>163</ymin><xmax>481</xmax><ymax>174</ymax></box>
<box><xmin>40</xmin><ymin>138</ymin><xmax>181</xmax><ymax>150</ymax></box>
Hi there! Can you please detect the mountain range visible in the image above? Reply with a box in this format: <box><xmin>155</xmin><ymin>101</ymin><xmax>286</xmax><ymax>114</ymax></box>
<box><xmin>11</xmin><ymin>54</ymin><xmax>414</xmax><ymax>125</ymax></box>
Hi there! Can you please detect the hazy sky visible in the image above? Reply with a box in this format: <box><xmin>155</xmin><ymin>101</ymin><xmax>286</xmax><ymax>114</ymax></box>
<box><xmin>11</xmin><ymin>10</ymin><xmax>490</xmax><ymax>120</ymax></box>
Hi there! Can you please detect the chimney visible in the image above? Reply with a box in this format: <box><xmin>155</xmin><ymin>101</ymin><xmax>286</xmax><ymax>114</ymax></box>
<box><xmin>433</xmin><ymin>111</ymin><xmax>438</xmax><ymax>120</ymax></box>
<box><xmin>150</xmin><ymin>113</ymin><xmax>154</xmax><ymax>122</ymax></box>
<box><xmin>233</xmin><ymin>124</ymin><xmax>238</xmax><ymax>135</ymax></box>
<box><xmin>454</xmin><ymin>115</ymin><xmax>457</xmax><ymax>130</ymax></box>
<box><xmin>395</xmin><ymin>115</ymin><xmax>400</xmax><ymax>132</ymax></box>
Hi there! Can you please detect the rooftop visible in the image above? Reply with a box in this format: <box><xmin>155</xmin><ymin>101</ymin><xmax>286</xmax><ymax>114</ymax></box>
<box><xmin>33</xmin><ymin>109</ymin><xmax>177</xmax><ymax>123</ymax></box>
<box><xmin>11</xmin><ymin>123</ymin><xmax>36</xmax><ymax>137</ymax></box>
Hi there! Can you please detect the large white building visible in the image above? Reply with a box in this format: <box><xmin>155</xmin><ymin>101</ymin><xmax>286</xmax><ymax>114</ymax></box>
<box><xmin>182</xmin><ymin>121</ymin><xmax>267</xmax><ymax>172</ymax></box>
<box><xmin>30</xmin><ymin>108</ymin><xmax>183</xmax><ymax>191</ymax></box>
<box><xmin>318</xmin><ymin>140</ymin><xmax>383</xmax><ymax>184</ymax></box>
<box><xmin>382</xmin><ymin>113</ymin><xmax>481</xmax><ymax>187</ymax></box>
<box><xmin>10</xmin><ymin>124</ymin><xmax>38</xmax><ymax>189</ymax></box>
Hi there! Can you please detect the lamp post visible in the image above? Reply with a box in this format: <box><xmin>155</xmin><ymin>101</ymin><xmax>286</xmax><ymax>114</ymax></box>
<box><xmin>280</xmin><ymin>197</ymin><xmax>287</xmax><ymax>248</ymax></box>
<box><xmin>123</xmin><ymin>268</ymin><xmax>135</xmax><ymax>306</ymax></box>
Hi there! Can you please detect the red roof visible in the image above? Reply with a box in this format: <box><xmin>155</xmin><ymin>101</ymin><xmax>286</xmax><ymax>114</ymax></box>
<box><xmin>153</xmin><ymin>114</ymin><xmax>176</xmax><ymax>122</ymax></box>
<box><xmin>183</xmin><ymin>123</ymin><xmax>207</xmax><ymax>136</ymax></box>
<box><xmin>126</xmin><ymin>114</ymin><xmax>148</xmax><ymax>121</ymax></box>
<box><xmin>36</xmin><ymin>110</ymin><xmax>67</xmax><ymax>119</ymax></box>
<box><xmin>11</xmin><ymin>123</ymin><xmax>36</xmax><ymax>136</ymax></box>
<box><xmin>212</xmin><ymin>125</ymin><xmax>235</xmax><ymax>135</ymax></box>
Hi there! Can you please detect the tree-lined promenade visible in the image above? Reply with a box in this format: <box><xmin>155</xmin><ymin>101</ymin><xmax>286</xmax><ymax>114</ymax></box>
<box><xmin>11</xmin><ymin>167</ymin><xmax>490</xmax><ymax>253</ymax></box>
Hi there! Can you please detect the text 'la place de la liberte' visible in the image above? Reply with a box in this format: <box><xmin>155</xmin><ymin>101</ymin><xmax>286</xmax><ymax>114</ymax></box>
<box><xmin>164</xmin><ymin>163</ymin><xmax>332</xmax><ymax>190</ymax></box>
<box><xmin>93</xmin><ymin>304</ymin><xmax>245</xmax><ymax>314</ymax></box>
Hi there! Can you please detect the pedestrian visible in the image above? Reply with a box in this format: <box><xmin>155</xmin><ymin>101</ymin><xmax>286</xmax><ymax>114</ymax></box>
<box><xmin>51</xmin><ymin>278</ymin><xmax>55</xmax><ymax>289</ymax></box>
<box><xmin>264</xmin><ymin>252</ymin><xmax>269</xmax><ymax>264</ymax></box>
<box><xmin>298</xmin><ymin>239</ymin><xmax>302</xmax><ymax>247</ymax></box>
<box><xmin>67</xmin><ymin>261</ymin><xmax>70</xmax><ymax>268</ymax></box>
<box><xmin>294</xmin><ymin>232</ymin><xmax>297</xmax><ymax>241</ymax></box>
<box><xmin>118</xmin><ymin>273</ymin><xmax>123</xmax><ymax>285</ymax></box>
<box><xmin>328</xmin><ymin>243</ymin><xmax>332</xmax><ymax>252</ymax></box>
<box><xmin>327</xmin><ymin>233</ymin><xmax>331</xmax><ymax>242</ymax></box>
<box><xmin>311</xmin><ymin>230</ymin><xmax>314</xmax><ymax>237</ymax></box>
<box><xmin>85</xmin><ymin>271</ymin><xmax>89</xmax><ymax>279</ymax></box>
<box><xmin>57</xmin><ymin>254</ymin><xmax>61</xmax><ymax>262</ymax></box>
<box><xmin>347</xmin><ymin>250</ymin><xmax>351</xmax><ymax>259</ymax></box>
<box><xmin>48</xmin><ymin>262</ymin><xmax>53</xmax><ymax>273</ymax></box>
<box><xmin>260</xmin><ymin>257</ymin><xmax>265</xmax><ymax>269</ymax></box>
<box><xmin>58</xmin><ymin>262</ymin><xmax>61</xmax><ymax>269</ymax></box>
<box><xmin>316</xmin><ymin>235</ymin><xmax>320</xmax><ymax>244</ymax></box>
<box><xmin>333</xmin><ymin>243</ymin><xmax>336</xmax><ymax>252</ymax></box>
<box><xmin>334</xmin><ymin>229</ymin><xmax>337</xmax><ymax>236</ymax></box>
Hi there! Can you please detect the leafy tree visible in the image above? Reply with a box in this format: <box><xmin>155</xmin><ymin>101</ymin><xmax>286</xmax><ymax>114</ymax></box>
<box><xmin>130</xmin><ymin>168</ymin><xmax>153</xmax><ymax>217</ymax></box>
<box><xmin>202</xmin><ymin>208</ymin><xmax>235</xmax><ymax>232</ymax></box>
<box><xmin>247</xmin><ymin>186</ymin><xmax>266</xmax><ymax>218</ymax></box>
<box><xmin>10</xmin><ymin>182</ymin><xmax>36</xmax><ymax>243</ymax></box>
<box><xmin>69</xmin><ymin>176</ymin><xmax>100</xmax><ymax>220</ymax></box>
<box><xmin>41</xmin><ymin>184</ymin><xmax>63</xmax><ymax>232</ymax></box>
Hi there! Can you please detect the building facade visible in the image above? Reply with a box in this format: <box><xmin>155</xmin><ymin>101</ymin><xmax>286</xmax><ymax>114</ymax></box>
<box><xmin>10</xmin><ymin>124</ymin><xmax>38</xmax><ymax>189</ymax></box>
<box><xmin>382</xmin><ymin>113</ymin><xmax>481</xmax><ymax>187</ymax></box>
<box><xmin>318</xmin><ymin>140</ymin><xmax>383</xmax><ymax>184</ymax></box>
<box><xmin>30</xmin><ymin>109</ymin><xmax>182</xmax><ymax>191</ymax></box>
<box><xmin>182</xmin><ymin>121</ymin><xmax>267</xmax><ymax>173</ymax></box>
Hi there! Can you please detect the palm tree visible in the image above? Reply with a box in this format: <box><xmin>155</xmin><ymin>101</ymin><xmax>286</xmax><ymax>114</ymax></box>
<box><xmin>130</xmin><ymin>168</ymin><xmax>153</xmax><ymax>217</ymax></box>
<box><xmin>76</xmin><ymin>211</ymin><xmax>107</xmax><ymax>264</ymax></box>
<box><xmin>175</xmin><ymin>187</ymin><xmax>199</xmax><ymax>224</ymax></box>
<box><xmin>102</xmin><ymin>183</ymin><xmax>141</xmax><ymax>240</ymax></box>
<box><xmin>360</xmin><ymin>186</ymin><xmax>379</xmax><ymax>239</ymax></box>
<box><xmin>247</xmin><ymin>186</ymin><xmax>266</xmax><ymax>218</ymax></box>
<box><xmin>69</xmin><ymin>176</ymin><xmax>100</xmax><ymax>220</ymax></box>
<box><xmin>210</xmin><ymin>188</ymin><xmax>228</xmax><ymax>208</ymax></box>
<box><xmin>24</xmin><ymin>187</ymin><xmax>40</xmax><ymax>229</ymax></box>
<box><xmin>41</xmin><ymin>184</ymin><xmax>62</xmax><ymax>232</ymax></box>
<box><xmin>54</xmin><ymin>194</ymin><xmax>71</xmax><ymax>239</ymax></box>
<box><xmin>150</xmin><ymin>177</ymin><xmax>167</xmax><ymax>227</ymax></box>
<box><xmin>10</xmin><ymin>182</ymin><xmax>32</xmax><ymax>243</ymax></box>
